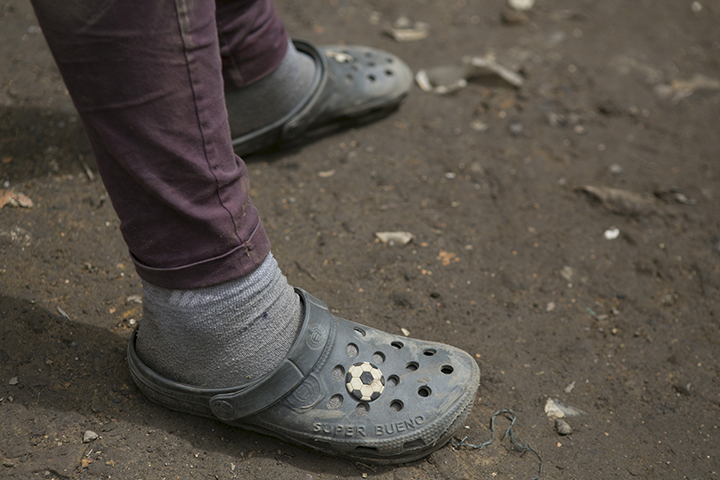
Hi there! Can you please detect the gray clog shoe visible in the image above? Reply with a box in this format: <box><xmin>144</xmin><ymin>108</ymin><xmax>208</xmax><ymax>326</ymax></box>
<box><xmin>127</xmin><ymin>289</ymin><xmax>480</xmax><ymax>464</ymax></box>
<box><xmin>227</xmin><ymin>40</ymin><xmax>413</xmax><ymax>156</ymax></box>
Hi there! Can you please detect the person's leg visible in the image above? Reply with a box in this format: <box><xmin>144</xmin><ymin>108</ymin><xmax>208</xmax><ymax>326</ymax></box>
<box><xmin>29</xmin><ymin>0</ymin><xmax>479</xmax><ymax>463</ymax></box>
<box><xmin>215</xmin><ymin>0</ymin><xmax>316</xmax><ymax>139</ymax></box>
<box><xmin>215</xmin><ymin>0</ymin><xmax>414</xmax><ymax>156</ymax></box>
<box><xmin>29</xmin><ymin>0</ymin><xmax>302</xmax><ymax>387</ymax></box>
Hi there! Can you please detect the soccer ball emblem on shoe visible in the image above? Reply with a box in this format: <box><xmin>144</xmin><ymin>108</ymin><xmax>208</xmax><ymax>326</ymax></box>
<box><xmin>346</xmin><ymin>362</ymin><xmax>385</xmax><ymax>402</ymax></box>
<box><xmin>127</xmin><ymin>289</ymin><xmax>480</xmax><ymax>464</ymax></box>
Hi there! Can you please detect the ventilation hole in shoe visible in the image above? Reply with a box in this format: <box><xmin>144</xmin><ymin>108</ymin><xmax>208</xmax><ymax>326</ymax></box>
<box><xmin>327</xmin><ymin>394</ymin><xmax>343</xmax><ymax>409</ymax></box>
<box><xmin>441</xmin><ymin>365</ymin><xmax>454</xmax><ymax>374</ymax></box>
<box><xmin>391</xmin><ymin>341</ymin><xmax>404</xmax><ymax>349</ymax></box>
<box><xmin>386</xmin><ymin>57</ymin><xmax>394</xmax><ymax>63</ymax></box>
<box><xmin>346</xmin><ymin>343</ymin><xmax>359</xmax><ymax>358</ymax></box>
<box><xmin>367</xmin><ymin>61</ymin><xmax>376</xmax><ymax>67</ymax></box>
<box><xmin>351</xmin><ymin>64</ymin><xmax>360</xmax><ymax>71</ymax></box>
<box><xmin>353</xmin><ymin>326</ymin><xmax>366</xmax><ymax>336</ymax></box>
<box><xmin>389</xmin><ymin>400</ymin><xmax>404</xmax><ymax>412</ymax></box>
<box><xmin>418</xmin><ymin>386</ymin><xmax>432</xmax><ymax>397</ymax></box>
<box><xmin>406</xmin><ymin>361</ymin><xmax>418</xmax><ymax>371</ymax></box>
<box><xmin>387</xmin><ymin>375</ymin><xmax>399</xmax><ymax>387</ymax></box>
<box><xmin>372</xmin><ymin>351</ymin><xmax>386</xmax><ymax>364</ymax></box>
<box><xmin>423</xmin><ymin>349</ymin><xmax>437</xmax><ymax>356</ymax></box>
<box><xmin>354</xmin><ymin>446</ymin><xmax>378</xmax><ymax>454</ymax></box>
<box><xmin>367</xmin><ymin>74</ymin><xmax>377</xmax><ymax>82</ymax></box>
<box><xmin>404</xmin><ymin>438</ymin><xmax>425</xmax><ymax>449</ymax></box>
<box><xmin>385</xmin><ymin>69</ymin><xmax>393</xmax><ymax>76</ymax></box>
<box><xmin>355</xmin><ymin>402</ymin><xmax>370</xmax><ymax>415</ymax></box>
<box><xmin>365</xmin><ymin>51</ymin><xmax>373</xmax><ymax>57</ymax></box>
<box><xmin>345</xmin><ymin>73</ymin><xmax>355</xmax><ymax>85</ymax></box>
<box><xmin>332</xmin><ymin>365</ymin><xmax>345</xmax><ymax>381</ymax></box>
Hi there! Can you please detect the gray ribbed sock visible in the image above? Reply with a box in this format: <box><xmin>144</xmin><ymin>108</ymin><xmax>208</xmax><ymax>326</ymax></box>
<box><xmin>226</xmin><ymin>41</ymin><xmax>315</xmax><ymax>139</ymax></box>
<box><xmin>136</xmin><ymin>253</ymin><xmax>303</xmax><ymax>388</ymax></box>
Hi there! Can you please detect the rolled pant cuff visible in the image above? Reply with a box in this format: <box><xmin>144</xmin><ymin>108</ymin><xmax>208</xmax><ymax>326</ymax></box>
<box><xmin>131</xmin><ymin>222</ymin><xmax>272</xmax><ymax>290</ymax></box>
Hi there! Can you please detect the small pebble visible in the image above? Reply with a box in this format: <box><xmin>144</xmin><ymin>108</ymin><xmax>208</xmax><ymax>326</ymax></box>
<box><xmin>83</xmin><ymin>431</ymin><xmax>99</xmax><ymax>443</ymax></box>
<box><xmin>609</xmin><ymin>163</ymin><xmax>624</xmax><ymax>175</ymax></box>
<box><xmin>604</xmin><ymin>227</ymin><xmax>620</xmax><ymax>240</ymax></box>
<box><xmin>661</xmin><ymin>293</ymin><xmax>677</xmax><ymax>306</ymax></box>
<box><xmin>508</xmin><ymin>121</ymin><xmax>524</xmax><ymax>136</ymax></box>
<box><xmin>470</xmin><ymin>119</ymin><xmax>488</xmax><ymax>132</ymax></box>
<box><xmin>9</xmin><ymin>377</ymin><xmax>18</xmax><ymax>385</ymax></box>
<box><xmin>126</xmin><ymin>295</ymin><xmax>142</xmax><ymax>304</ymax></box>
<box><xmin>555</xmin><ymin>419</ymin><xmax>573</xmax><ymax>435</ymax></box>
<box><xmin>508</xmin><ymin>0</ymin><xmax>535</xmax><ymax>11</ymax></box>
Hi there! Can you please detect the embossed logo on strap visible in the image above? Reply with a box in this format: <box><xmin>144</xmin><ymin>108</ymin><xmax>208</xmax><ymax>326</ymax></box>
<box><xmin>306</xmin><ymin>323</ymin><xmax>327</xmax><ymax>350</ymax></box>
<box><xmin>285</xmin><ymin>374</ymin><xmax>322</xmax><ymax>412</ymax></box>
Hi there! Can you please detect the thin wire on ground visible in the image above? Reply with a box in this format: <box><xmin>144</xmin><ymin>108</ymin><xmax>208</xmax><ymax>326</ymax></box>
<box><xmin>452</xmin><ymin>408</ymin><xmax>543</xmax><ymax>480</ymax></box>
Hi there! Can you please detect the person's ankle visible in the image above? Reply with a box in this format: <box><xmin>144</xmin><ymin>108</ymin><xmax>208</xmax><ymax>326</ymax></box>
<box><xmin>135</xmin><ymin>253</ymin><xmax>303</xmax><ymax>388</ymax></box>
<box><xmin>225</xmin><ymin>41</ymin><xmax>315</xmax><ymax>139</ymax></box>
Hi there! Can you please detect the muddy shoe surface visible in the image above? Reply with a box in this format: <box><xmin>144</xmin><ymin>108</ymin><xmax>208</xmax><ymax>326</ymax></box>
<box><xmin>128</xmin><ymin>289</ymin><xmax>480</xmax><ymax>464</ymax></box>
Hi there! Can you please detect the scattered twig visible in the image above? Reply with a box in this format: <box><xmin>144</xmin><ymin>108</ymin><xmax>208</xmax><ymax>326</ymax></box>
<box><xmin>294</xmin><ymin>261</ymin><xmax>317</xmax><ymax>280</ymax></box>
<box><xmin>79</xmin><ymin>155</ymin><xmax>95</xmax><ymax>181</ymax></box>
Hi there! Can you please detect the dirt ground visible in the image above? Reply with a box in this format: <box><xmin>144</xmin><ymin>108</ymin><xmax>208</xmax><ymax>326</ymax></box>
<box><xmin>1</xmin><ymin>0</ymin><xmax>719</xmax><ymax>478</ymax></box>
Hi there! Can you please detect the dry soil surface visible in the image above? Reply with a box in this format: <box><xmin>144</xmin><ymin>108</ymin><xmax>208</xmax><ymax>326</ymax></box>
<box><xmin>1</xmin><ymin>0</ymin><xmax>719</xmax><ymax>479</ymax></box>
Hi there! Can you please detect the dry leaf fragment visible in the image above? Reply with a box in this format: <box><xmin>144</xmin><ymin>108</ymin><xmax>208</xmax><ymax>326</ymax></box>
<box><xmin>0</xmin><ymin>189</ymin><xmax>33</xmax><ymax>208</ymax></box>
<box><xmin>654</xmin><ymin>73</ymin><xmax>720</xmax><ymax>102</ymax></box>
<box><xmin>437</xmin><ymin>251</ymin><xmax>459</xmax><ymax>266</ymax></box>
<box><xmin>385</xmin><ymin>16</ymin><xmax>430</xmax><ymax>42</ymax></box>
<box><xmin>0</xmin><ymin>190</ymin><xmax>11</xmax><ymax>208</ymax></box>
<box><xmin>580</xmin><ymin>185</ymin><xmax>657</xmax><ymax>216</ymax></box>
<box><xmin>416</xmin><ymin>56</ymin><xmax>523</xmax><ymax>95</ymax></box>
<box><xmin>415</xmin><ymin>67</ymin><xmax>468</xmax><ymax>94</ymax></box>
<box><xmin>545</xmin><ymin>398</ymin><xmax>587</xmax><ymax>419</ymax></box>
<box><xmin>463</xmin><ymin>56</ymin><xmax>524</xmax><ymax>88</ymax></box>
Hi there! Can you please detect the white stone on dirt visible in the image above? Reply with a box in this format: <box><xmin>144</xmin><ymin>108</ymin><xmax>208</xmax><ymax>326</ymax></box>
<box><xmin>508</xmin><ymin>0</ymin><xmax>535</xmax><ymax>11</ymax></box>
<box><xmin>604</xmin><ymin>227</ymin><xmax>620</xmax><ymax>240</ymax></box>
<box><xmin>555</xmin><ymin>418</ymin><xmax>573</xmax><ymax>435</ymax></box>
<box><xmin>83</xmin><ymin>431</ymin><xmax>98</xmax><ymax>443</ymax></box>
<box><xmin>126</xmin><ymin>294</ymin><xmax>142</xmax><ymax>304</ymax></box>
<box><xmin>375</xmin><ymin>231</ymin><xmax>414</xmax><ymax>246</ymax></box>
<box><xmin>609</xmin><ymin>163</ymin><xmax>624</xmax><ymax>175</ymax></box>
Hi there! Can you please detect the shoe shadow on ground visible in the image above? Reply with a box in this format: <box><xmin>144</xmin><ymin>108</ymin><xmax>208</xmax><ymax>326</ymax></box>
<box><xmin>239</xmin><ymin>103</ymin><xmax>403</xmax><ymax>163</ymax></box>
<box><xmin>0</xmin><ymin>295</ymin><xmax>402</xmax><ymax>477</ymax></box>
<box><xmin>0</xmin><ymin>106</ymin><xmax>95</xmax><ymax>185</ymax></box>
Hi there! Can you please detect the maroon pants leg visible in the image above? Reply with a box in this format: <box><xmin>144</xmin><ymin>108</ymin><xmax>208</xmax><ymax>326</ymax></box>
<box><xmin>216</xmin><ymin>0</ymin><xmax>289</xmax><ymax>89</ymax></box>
<box><xmin>29</xmin><ymin>0</ymin><xmax>288</xmax><ymax>289</ymax></box>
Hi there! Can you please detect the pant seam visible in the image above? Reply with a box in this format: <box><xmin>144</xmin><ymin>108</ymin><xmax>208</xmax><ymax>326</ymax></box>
<box><xmin>174</xmin><ymin>0</ymin><xmax>243</xmax><ymax>246</ymax></box>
